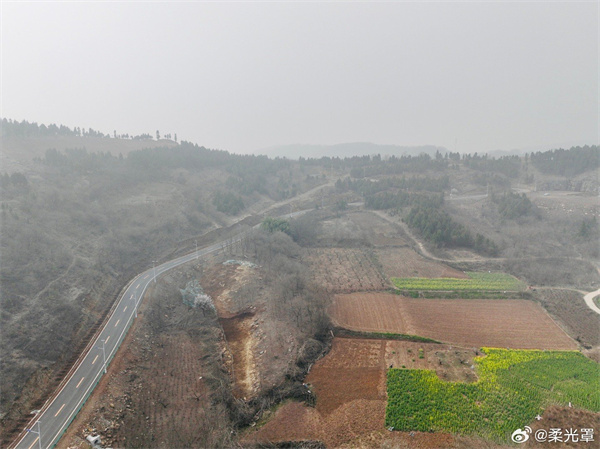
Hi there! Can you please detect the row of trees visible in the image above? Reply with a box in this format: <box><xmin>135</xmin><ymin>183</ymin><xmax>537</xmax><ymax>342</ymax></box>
<box><xmin>529</xmin><ymin>145</ymin><xmax>599</xmax><ymax>177</ymax></box>
<box><xmin>462</xmin><ymin>154</ymin><xmax>521</xmax><ymax>178</ymax></box>
<box><xmin>1</xmin><ymin>118</ymin><xmax>108</xmax><ymax>138</ymax></box>
<box><xmin>0</xmin><ymin>172</ymin><xmax>28</xmax><ymax>191</ymax></box>
<box><xmin>335</xmin><ymin>175</ymin><xmax>450</xmax><ymax>195</ymax></box>
<box><xmin>1</xmin><ymin>118</ymin><xmax>175</xmax><ymax>141</ymax></box>
<box><xmin>365</xmin><ymin>191</ymin><xmax>443</xmax><ymax>210</ymax></box>
<box><xmin>349</xmin><ymin>153</ymin><xmax>448</xmax><ymax>178</ymax></box>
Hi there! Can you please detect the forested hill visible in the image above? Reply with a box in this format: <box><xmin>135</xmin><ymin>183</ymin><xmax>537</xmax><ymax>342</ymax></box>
<box><xmin>529</xmin><ymin>145</ymin><xmax>599</xmax><ymax>177</ymax></box>
<box><xmin>1</xmin><ymin>117</ymin><xmax>170</xmax><ymax>141</ymax></box>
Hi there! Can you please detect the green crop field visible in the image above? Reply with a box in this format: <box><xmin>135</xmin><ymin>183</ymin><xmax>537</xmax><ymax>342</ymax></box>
<box><xmin>391</xmin><ymin>272</ymin><xmax>525</xmax><ymax>292</ymax></box>
<box><xmin>386</xmin><ymin>348</ymin><xmax>599</xmax><ymax>442</ymax></box>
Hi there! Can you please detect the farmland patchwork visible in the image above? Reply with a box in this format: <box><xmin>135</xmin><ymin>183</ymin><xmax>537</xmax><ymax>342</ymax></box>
<box><xmin>386</xmin><ymin>348</ymin><xmax>600</xmax><ymax>442</ymax></box>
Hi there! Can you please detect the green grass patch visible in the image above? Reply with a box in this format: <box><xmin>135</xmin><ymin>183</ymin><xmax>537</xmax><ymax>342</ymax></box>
<box><xmin>391</xmin><ymin>272</ymin><xmax>525</xmax><ymax>292</ymax></box>
<box><xmin>386</xmin><ymin>348</ymin><xmax>599</xmax><ymax>443</ymax></box>
<box><xmin>334</xmin><ymin>327</ymin><xmax>440</xmax><ymax>343</ymax></box>
<box><xmin>390</xmin><ymin>289</ymin><xmax>532</xmax><ymax>300</ymax></box>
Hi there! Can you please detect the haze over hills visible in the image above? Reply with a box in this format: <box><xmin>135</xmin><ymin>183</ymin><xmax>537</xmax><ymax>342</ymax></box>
<box><xmin>255</xmin><ymin>142</ymin><xmax>579</xmax><ymax>160</ymax></box>
<box><xmin>258</xmin><ymin>142</ymin><xmax>448</xmax><ymax>159</ymax></box>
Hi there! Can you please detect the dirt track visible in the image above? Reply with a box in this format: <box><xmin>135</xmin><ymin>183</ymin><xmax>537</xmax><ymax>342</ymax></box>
<box><xmin>583</xmin><ymin>288</ymin><xmax>600</xmax><ymax>315</ymax></box>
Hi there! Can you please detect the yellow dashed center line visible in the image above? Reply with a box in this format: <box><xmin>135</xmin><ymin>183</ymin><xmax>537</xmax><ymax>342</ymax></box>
<box><xmin>27</xmin><ymin>436</ymin><xmax>39</xmax><ymax>449</ymax></box>
<box><xmin>92</xmin><ymin>354</ymin><xmax>99</xmax><ymax>365</ymax></box>
<box><xmin>54</xmin><ymin>403</ymin><xmax>66</xmax><ymax>417</ymax></box>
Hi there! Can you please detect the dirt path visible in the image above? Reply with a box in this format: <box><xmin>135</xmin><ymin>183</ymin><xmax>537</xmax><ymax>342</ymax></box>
<box><xmin>371</xmin><ymin>209</ymin><xmax>600</xmax><ymax>316</ymax></box>
<box><xmin>583</xmin><ymin>288</ymin><xmax>600</xmax><ymax>315</ymax></box>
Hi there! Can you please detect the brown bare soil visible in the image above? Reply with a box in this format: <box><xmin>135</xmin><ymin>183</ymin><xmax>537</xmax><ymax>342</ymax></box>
<box><xmin>535</xmin><ymin>289</ymin><xmax>600</xmax><ymax>349</ymax></box>
<box><xmin>303</xmin><ymin>248</ymin><xmax>388</xmax><ymax>293</ymax></box>
<box><xmin>316</xmin><ymin>211</ymin><xmax>407</xmax><ymax>247</ymax></box>
<box><xmin>523</xmin><ymin>405</ymin><xmax>600</xmax><ymax>449</ymax></box>
<box><xmin>244</xmin><ymin>337</ymin><xmax>479</xmax><ymax>448</ymax></box>
<box><xmin>56</xmin><ymin>261</ymin><xmax>233</xmax><ymax>449</ymax></box>
<box><xmin>202</xmin><ymin>262</ymin><xmax>263</xmax><ymax>398</ymax></box>
<box><xmin>202</xmin><ymin>262</ymin><xmax>256</xmax><ymax>317</ymax></box>
<box><xmin>376</xmin><ymin>247</ymin><xmax>469</xmax><ymax>279</ymax></box>
<box><xmin>330</xmin><ymin>293</ymin><xmax>578</xmax><ymax>350</ymax></box>
<box><xmin>220</xmin><ymin>313</ymin><xmax>259</xmax><ymax>399</ymax></box>
<box><xmin>347</xmin><ymin>211</ymin><xmax>408</xmax><ymax>247</ymax></box>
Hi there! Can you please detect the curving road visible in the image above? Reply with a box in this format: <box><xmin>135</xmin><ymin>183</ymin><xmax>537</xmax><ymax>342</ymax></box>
<box><xmin>583</xmin><ymin>288</ymin><xmax>600</xmax><ymax>315</ymax></box>
<box><xmin>12</xmin><ymin>212</ymin><xmax>307</xmax><ymax>449</ymax></box>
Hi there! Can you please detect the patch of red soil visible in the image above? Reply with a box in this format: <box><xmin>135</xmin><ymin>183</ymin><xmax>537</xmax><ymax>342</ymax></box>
<box><xmin>244</xmin><ymin>338</ymin><xmax>480</xmax><ymax>448</ymax></box>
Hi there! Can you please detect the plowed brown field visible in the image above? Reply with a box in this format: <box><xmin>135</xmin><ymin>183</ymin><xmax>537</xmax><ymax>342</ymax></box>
<box><xmin>376</xmin><ymin>247</ymin><xmax>468</xmax><ymax>279</ymax></box>
<box><xmin>244</xmin><ymin>337</ymin><xmax>478</xmax><ymax>449</ymax></box>
<box><xmin>303</xmin><ymin>248</ymin><xmax>388</xmax><ymax>293</ymax></box>
<box><xmin>330</xmin><ymin>293</ymin><xmax>578</xmax><ymax>350</ymax></box>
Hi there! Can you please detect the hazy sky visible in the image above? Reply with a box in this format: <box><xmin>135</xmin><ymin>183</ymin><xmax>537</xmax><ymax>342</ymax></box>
<box><xmin>2</xmin><ymin>2</ymin><xmax>597</xmax><ymax>154</ymax></box>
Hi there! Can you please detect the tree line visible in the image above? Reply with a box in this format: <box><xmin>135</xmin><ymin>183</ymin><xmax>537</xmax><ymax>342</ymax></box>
<box><xmin>1</xmin><ymin>118</ymin><xmax>171</xmax><ymax>141</ymax></box>
<box><xmin>529</xmin><ymin>145</ymin><xmax>599</xmax><ymax>177</ymax></box>
<box><xmin>490</xmin><ymin>191</ymin><xmax>538</xmax><ymax>219</ymax></box>
<box><xmin>404</xmin><ymin>204</ymin><xmax>499</xmax><ymax>256</ymax></box>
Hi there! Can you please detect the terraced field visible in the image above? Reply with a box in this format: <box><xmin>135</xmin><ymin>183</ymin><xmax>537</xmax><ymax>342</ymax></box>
<box><xmin>244</xmin><ymin>337</ymin><xmax>478</xmax><ymax>448</ymax></box>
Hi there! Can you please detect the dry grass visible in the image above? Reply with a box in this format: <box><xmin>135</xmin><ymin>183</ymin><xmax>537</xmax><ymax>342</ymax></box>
<box><xmin>303</xmin><ymin>248</ymin><xmax>388</xmax><ymax>293</ymax></box>
<box><xmin>377</xmin><ymin>247</ymin><xmax>468</xmax><ymax>279</ymax></box>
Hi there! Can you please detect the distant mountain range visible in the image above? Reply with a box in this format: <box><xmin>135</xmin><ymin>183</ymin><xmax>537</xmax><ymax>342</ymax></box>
<box><xmin>257</xmin><ymin>142</ymin><xmax>448</xmax><ymax>159</ymax></box>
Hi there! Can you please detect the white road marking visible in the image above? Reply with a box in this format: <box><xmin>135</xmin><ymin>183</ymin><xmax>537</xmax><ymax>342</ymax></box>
<box><xmin>123</xmin><ymin>306</ymin><xmax>128</xmax><ymax>312</ymax></box>
<box><xmin>27</xmin><ymin>436</ymin><xmax>39</xmax><ymax>449</ymax></box>
<box><xmin>76</xmin><ymin>377</ymin><xmax>85</xmax><ymax>388</ymax></box>
<box><xmin>105</xmin><ymin>336</ymin><xmax>110</xmax><ymax>344</ymax></box>
<box><xmin>144</xmin><ymin>275</ymin><xmax>149</xmax><ymax>279</ymax></box>
<box><xmin>54</xmin><ymin>403</ymin><xmax>66</xmax><ymax>417</ymax></box>
<box><xmin>14</xmin><ymin>208</ymin><xmax>311</xmax><ymax>449</ymax></box>
<box><xmin>114</xmin><ymin>319</ymin><xmax>120</xmax><ymax>327</ymax></box>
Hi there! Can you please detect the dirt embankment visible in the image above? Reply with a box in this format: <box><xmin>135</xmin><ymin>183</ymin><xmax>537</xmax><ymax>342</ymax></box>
<box><xmin>220</xmin><ymin>313</ymin><xmax>259</xmax><ymax>399</ymax></box>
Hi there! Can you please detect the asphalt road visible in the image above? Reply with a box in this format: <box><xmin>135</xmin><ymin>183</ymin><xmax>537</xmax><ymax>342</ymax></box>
<box><xmin>13</xmin><ymin>212</ymin><xmax>307</xmax><ymax>449</ymax></box>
